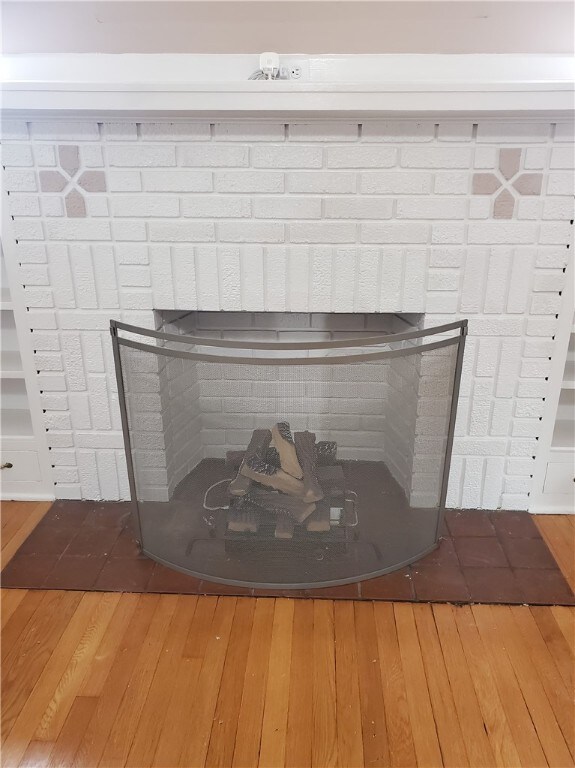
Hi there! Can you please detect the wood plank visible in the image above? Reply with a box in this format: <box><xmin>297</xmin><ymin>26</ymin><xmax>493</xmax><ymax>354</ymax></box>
<box><xmin>286</xmin><ymin>600</ymin><xmax>314</xmax><ymax>768</ymax></box>
<box><xmin>153</xmin><ymin>597</ymin><xmax>236</xmax><ymax>768</ymax></box>
<box><xmin>232</xmin><ymin>598</ymin><xmax>275</xmax><ymax>768</ymax></box>
<box><xmin>151</xmin><ymin>595</ymin><xmax>229</xmax><ymax>767</ymax></box>
<box><xmin>78</xmin><ymin>593</ymin><xmax>140</xmax><ymax>697</ymax></box>
<box><xmin>433</xmin><ymin>604</ymin><xmax>495</xmax><ymax>768</ymax></box>
<box><xmin>548</xmin><ymin>529</ymin><xmax>575</xmax><ymax>589</ymax></box>
<box><xmin>151</xmin><ymin>592</ymin><xmax>218</xmax><ymax>764</ymax></box>
<box><xmin>1</xmin><ymin>502</ymin><xmax>51</xmax><ymax>569</ymax></box>
<box><xmin>373</xmin><ymin>603</ymin><xmax>416</xmax><ymax>768</ymax></box>
<box><xmin>531</xmin><ymin>606</ymin><xmax>574</xmax><ymax>692</ymax></box>
<box><xmin>2</xmin><ymin>591</ymin><xmax>83</xmax><ymax>743</ymax></box>
<box><xmin>471</xmin><ymin>604</ymin><xmax>548</xmax><ymax>768</ymax></box>
<box><xmin>46</xmin><ymin>695</ymin><xmax>98</xmax><ymax>768</ymax></box>
<box><xmin>205</xmin><ymin>597</ymin><xmax>256</xmax><ymax>768</ymax></box>
<box><xmin>550</xmin><ymin>605</ymin><xmax>575</xmax><ymax>653</ymax></box>
<box><xmin>73</xmin><ymin>595</ymin><xmax>160</xmax><ymax>768</ymax></box>
<box><xmin>509</xmin><ymin>606</ymin><xmax>575</xmax><ymax>760</ymax></box>
<box><xmin>413</xmin><ymin>604</ymin><xmax>469</xmax><ymax>767</ymax></box>
<box><xmin>126</xmin><ymin>595</ymin><xmax>199</xmax><ymax>768</ymax></box>
<box><xmin>535</xmin><ymin>515</ymin><xmax>575</xmax><ymax>590</ymax></box>
<box><xmin>490</xmin><ymin>606</ymin><xmax>573</xmax><ymax>768</ymax></box>
<box><xmin>393</xmin><ymin>603</ymin><xmax>442</xmax><ymax>768</ymax></box>
<box><xmin>454</xmin><ymin>605</ymin><xmax>522</xmax><ymax>768</ymax></box>
<box><xmin>183</xmin><ymin>594</ymin><xmax>218</xmax><ymax>659</ymax></box>
<box><xmin>150</xmin><ymin>658</ymin><xmax>201</xmax><ymax>768</ymax></box>
<box><xmin>1</xmin><ymin>514</ymin><xmax>28</xmax><ymax>550</ymax></box>
<box><xmin>152</xmin><ymin>598</ymin><xmax>212</xmax><ymax>768</ymax></box>
<box><xmin>0</xmin><ymin>589</ymin><xmax>28</xmax><ymax>630</ymax></box>
<box><xmin>1</xmin><ymin>501</ymin><xmax>24</xmax><ymax>531</ymax></box>
<box><xmin>1</xmin><ymin>502</ymin><xmax>48</xmax><ymax>549</ymax></box>
<box><xmin>179</xmin><ymin>597</ymin><xmax>237</xmax><ymax>768</ymax></box>
<box><xmin>333</xmin><ymin>602</ymin><xmax>363</xmax><ymax>768</ymax></box>
<box><xmin>312</xmin><ymin>600</ymin><xmax>338</xmax><ymax>768</ymax></box>
<box><xmin>1</xmin><ymin>592</ymin><xmax>105</xmax><ymax>768</ymax></box>
<box><xmin>98</xmin><ymin>594</ymin><xmax>179</xmax><ymax>768</ymax></box>
<box><xmin>16</xmin><ymin>739</ymin><xmax>53</xmax><ymax>768</ymax></box>
<box><xmin>259</xmin><ymin>598</ymin><xmax>295</xmax><ymax>768</ymax></box>
<box><xmin>1</xmin><ymin>590</ymin><xmax>45</xmax><ymax>665</ymax></box>
<box><xmin>354</xmin><ymin>602</ymin><xmax>389</xmax><ymax>767</ymax></box>
<box><xmin>34</xmin><ymin>592</ymin><xmax>120</xmax><ymax>743</ymax></box>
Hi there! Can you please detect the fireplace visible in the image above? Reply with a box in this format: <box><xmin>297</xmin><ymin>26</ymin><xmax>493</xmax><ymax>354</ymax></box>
<box><xmin>111</xmin><ymin>312</ymin><xmax>466</xmax><ymax>587</ymax></box>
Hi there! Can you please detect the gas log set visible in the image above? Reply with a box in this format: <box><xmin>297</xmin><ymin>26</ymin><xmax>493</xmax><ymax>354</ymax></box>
<box><xmin>221</xmin><ymin>423</ymin><xmax>356</xmax><ymax>543</ymax></box>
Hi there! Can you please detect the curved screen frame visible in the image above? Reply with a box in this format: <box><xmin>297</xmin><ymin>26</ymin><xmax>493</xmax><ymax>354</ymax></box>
<box><xmin>110</xmin><ymin>317</ymin><xmax>468</xmax><ymax>586</ymax></box>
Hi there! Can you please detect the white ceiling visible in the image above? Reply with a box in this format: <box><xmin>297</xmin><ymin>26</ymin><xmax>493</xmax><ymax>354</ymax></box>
<box><xmin>2</xmin><ymin>1</ymin><xmax>574</xmax><ymax>55</ymax></box>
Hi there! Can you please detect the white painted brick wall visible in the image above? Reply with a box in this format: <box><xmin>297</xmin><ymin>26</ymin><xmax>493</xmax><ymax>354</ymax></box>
<box><xmin>2</xmin><ymin>117</ymin><xmax>573</xmax><ymax>508</ymax></box>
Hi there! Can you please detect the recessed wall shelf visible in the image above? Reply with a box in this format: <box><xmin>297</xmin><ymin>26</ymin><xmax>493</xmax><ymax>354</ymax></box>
<box><xmin>530</xmin><ymin>248</ymin><xmax>574</xmax><ymax>515</ymax></box>
<box><xmin>1</xmin><ymin>350</ymin><xmax>24</xmax><ymax>379</ymax></box>
<box><xmin>0</xmin><ymin>238</ymin><xmax>54</xmax><ymax>500</ymax></box>
<box><xmin>0</xmin><ymin>408</ymin><xmax>34</xmax><ymax>438</ymax></box>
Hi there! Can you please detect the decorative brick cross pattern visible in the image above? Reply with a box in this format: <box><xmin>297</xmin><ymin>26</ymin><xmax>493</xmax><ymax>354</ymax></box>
<box><xmin>472</xmin><ymin>148</ymin><xmax>543</xmax><ymax>219</ymax></box>
<box><xmin>39</xmin><ymin>146</ymin><xmax>106</xmax><ymax>217</ymax></box>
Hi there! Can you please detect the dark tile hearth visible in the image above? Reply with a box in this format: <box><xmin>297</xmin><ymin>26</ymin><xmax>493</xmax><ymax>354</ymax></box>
<box><xmin>3</xmin><ymin>554</ymin><xmax>61</xmax><ymax>589</ymax></box>
<box><xmin>360</xmin><ymin>567</ymin><xmax>415</xmax><ymax>600</ymax></box>
<box><xmin>513</xmin><ymin>568</ymin><xmax>575</xmax><ymax>604</ymax></box>
<box><xmin>410</xmin><ymin>565</ymin><xmax>470</xmax><ymax>602</ymax></box>
<box><xmin>1</xmin><ymin>500</ymin><xmax>573</xmax><ymax>606</ymax></box>
<box><xmin>95</xmin><ymin>557</ymin><xmax>156</xmax><ymax>593</ymax></box>
<box><xmin>454</xmin><ymin>536</ymin><xmax>508</xmax><ymax>568</ymax></box>
<box><xmin>500</xmin><ymin>537</ymin><xmax>558</xmax><ymax>570</ymax></box>
<box><xmin>491</xmin><ymin>510</ymin><xmax>541</xmax><ymax>539</ymax></box>
<box><xmin>462</xmin><ymin>567</ymin><xmax>524</xmax><ymax>603</ymax></box>
<box><xmin>43</xmin><ymin>555</ymin><xmax>109</xmax><ymax>591</ymax></box>
<box><xmin>416</xmin><ymin>537</ymin><xmax>459</xmax><ymax>568</ymax></box>
<box><xmin>445</xmin><ymin>509</ymin><xmax>496</xmax><ymax>538</ymax></box>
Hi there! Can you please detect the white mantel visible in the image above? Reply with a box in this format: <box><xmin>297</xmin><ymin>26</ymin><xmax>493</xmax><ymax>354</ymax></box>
<box><xmin>2</xmin><ymin>54</ymin><xmax>574</xmax><ymax>116</ymax></box>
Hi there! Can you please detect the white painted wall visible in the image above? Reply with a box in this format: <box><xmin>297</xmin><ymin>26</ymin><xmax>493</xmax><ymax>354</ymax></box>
<box><xmin>2</xmin><ymin>1</ymin><xmax>573</xmax><ymax>55</ymax></box>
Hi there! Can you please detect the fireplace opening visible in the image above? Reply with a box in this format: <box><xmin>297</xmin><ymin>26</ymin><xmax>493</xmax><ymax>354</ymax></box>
<box><xmin>111</xmin><ymin>312</ymin><xmax>466</xmax><ymax>589</ymax></box>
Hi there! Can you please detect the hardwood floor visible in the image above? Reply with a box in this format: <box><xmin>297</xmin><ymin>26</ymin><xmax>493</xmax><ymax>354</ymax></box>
<box><xmin>535</xmin><ymin>513</ymin><xmax>575</xmax><ymax>592</ymax></box>
<box><xmin>1</xmin><ymin>502</ymin><xmax>574</xmax><ymax>768</ymax></box>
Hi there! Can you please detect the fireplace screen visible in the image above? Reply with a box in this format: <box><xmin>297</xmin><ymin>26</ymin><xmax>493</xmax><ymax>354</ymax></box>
<box><xmin>111</xmin><ymin>314</ymin><xmax>466</xmax><ymax>589</ymax></box>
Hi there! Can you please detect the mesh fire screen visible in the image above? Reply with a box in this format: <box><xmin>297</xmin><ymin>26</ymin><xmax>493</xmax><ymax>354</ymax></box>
<box><xmin>111</xmin><ymin>314</ymin><xmax>466</xmax><ymax>589</ymax></box>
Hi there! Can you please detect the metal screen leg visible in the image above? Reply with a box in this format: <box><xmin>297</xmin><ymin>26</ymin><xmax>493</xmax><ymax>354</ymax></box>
<box><xmin>436</xmin><ymin>320</ymin><xmax>468</xmax><ymax>540</ymax></box>
<box><xmin>110</xmin><ymin>320</ymin><xmax>143</xmax><ymax>548</ymax></box>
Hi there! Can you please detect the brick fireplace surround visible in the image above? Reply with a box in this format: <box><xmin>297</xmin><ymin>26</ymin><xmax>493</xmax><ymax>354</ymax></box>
<box><xmin>2</xmin><ymin>117</ymin><xmax>573</xmax><ymax>509</ymax></box>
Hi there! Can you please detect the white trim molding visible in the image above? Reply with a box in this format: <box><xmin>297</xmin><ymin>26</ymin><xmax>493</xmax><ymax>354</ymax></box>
<box><xmin>1</xmin><ymin>207</ymin><xmax>55</xmax><ymax>501</ymax></box>
<box><xmin>2</xmin><ymin>54</ymin><xmax>574</xmax><ymax>117</ymax></box>
<box><xmin>529</xmin><ymin>245</ymin><xmax>574</xmax><ymax>515</ymax></box>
